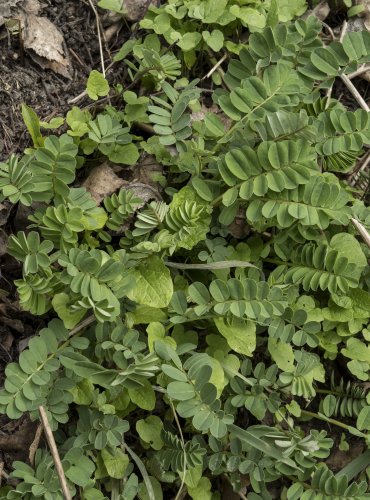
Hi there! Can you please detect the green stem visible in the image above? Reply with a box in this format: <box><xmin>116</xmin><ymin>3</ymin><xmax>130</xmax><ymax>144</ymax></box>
<box><xmin>301</xmin><ymin>410</ymin><xmax>366</xmax><ymax>436</ymax></box>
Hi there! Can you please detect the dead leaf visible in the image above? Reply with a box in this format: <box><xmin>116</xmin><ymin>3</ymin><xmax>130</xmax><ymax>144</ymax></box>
<box><xmin>82</xmin><ymin>163</ymin><xmax>126</xmax><ymax>204</ymax></box>
<box><xmin>0</xmin><ymin>201</ymin><xmax>12</xmax><ymax>226</ymax></box>
<box><xmin>135</xmin><ymin>154</ymin><xmax>163</xmax><ymax>188</ymax></box>
<box><xmin>21</xmin><ymin>0</ymin><xmax>40</xmax><ymax>15</ymax></box>
<box><xmin>2</xmin><ymin>316</ymin><xmax>24</xmax><ymax>333</ymax></box>
<box><xmin>191</xmin><ymin>104</ymin><xmax>232</xmax><ymax>131</ymax></box>
<box><xmin>23</xmin><ymin>14</ymin><xmax>71</xmax><ymax>78</ymax></box>
<box><xmin>228</xmin><ymin>208</ymin><xmax>250</xmax><ymax>239</ymax></box>
<box><xmin>0</xmin><ymin>414</ymin><xmax>38</xmax><ymax>453</ymax></box>
<box><xmin>0</xmin><ymin>229</ymin><xmax>7</xmax><ymax>256</ymax></box>
<box><xmin>311</xmin><ymin>1</ymin><xmax>330</xmax><ymax>21</ymax></box>
<box><xmin>1</xmin><ymin>330</ymin><xmax>14</xmax><ymax>352</ymax></box>
<box><xmin>0</xmin><ymin>0</ymin><xmax>71</xmax><ymax>76</ymax></box>
<box><xmin>122</xmin><ymin>181</ymin><xmax>161</xmax><ymax>205</ymax></box>
<box><xmin>122</xmin><ymin>0</ymin><xmax>155</xmax><ymax>21</ymax></box>
<box><xmin>0</xmin><ymin>0</ymin><xmax>21</xmax><ymax>25</ymax></box>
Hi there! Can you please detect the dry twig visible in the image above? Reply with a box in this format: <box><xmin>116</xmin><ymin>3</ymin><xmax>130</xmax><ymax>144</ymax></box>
<box><xmin>351</xmin><ymin>218</ymin><xmax>370</xmax><ymax>250</ymax></box>
<box><xmin>337</xmin><ymin>21</ymin><xmax>369</xmax><ymax>111</ymax></box>
<box><xmin>203</xmin><ymin>53</ymin><xmax>228</xmax><ymax>80</ymax></box>
<box><xmin>340</xmin><ymin>74</ymin><xmax>370</xmax><ymax>112</ymax></box>
<box><xmin>28</xmin><ymin>423</ymin><xmax>43</xmax><ymax>466</ymax></box>
<box><xmin>348</xmin><ymin>64</ymin><xmax>370</xmax><ymax>80</ymax></box>
<box><xmin>87</xmin><ymin>0</ymin><xmax>106</xmax><ymax>77</ymax></box>
<box><xmin>349</xmin><ymin>150</ymin><xmax>370</xmax><ymax>185</ymax></box>
<box><xmin>38</xmin><ymin>406</ymin><xmax>72</xmax><ymax>500</ymax></box>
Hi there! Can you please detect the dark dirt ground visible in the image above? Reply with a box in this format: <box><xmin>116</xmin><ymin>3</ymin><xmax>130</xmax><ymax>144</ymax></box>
<box><xmin>0</xmin><ymin>0</ymin><xmax>126</xmax><ymax>161</ymax></box>
<box><xmin>0</xmin><ymin>0</ymin><xmax>369</xmax><ymax>492</ymax></box>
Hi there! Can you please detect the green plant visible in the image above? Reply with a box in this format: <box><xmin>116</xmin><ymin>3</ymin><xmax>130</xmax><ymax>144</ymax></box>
<box><xmin>1</xmin><ymin>13</ymin><xmax>370</xmax><ymax>500</ymax></box>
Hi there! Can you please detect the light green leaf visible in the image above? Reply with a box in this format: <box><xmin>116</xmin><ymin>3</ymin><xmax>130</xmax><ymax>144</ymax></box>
<box><xmin>138</xmin><ymin>476</ymin><xmax>162</xmax><ymax>500</ymax></box>
<box><xmin>286</xmin><ymin>400</ymin><xmax>301</xmax><ymax>417</ymax></box>
<box><xmin>330</xmin><ymin>233</ymin><xmax>367</xmax><ymax>268</ymax></box>
<box><xmin>214</xmin><ymin>317</ymin><xmax>256</xmax><ymax>356</ymax></box>
<box><xmin>70</xmin><ymin>379</ymin><xmax>94</xmax><ymax>405</ymax></box>
<box><xmin>187</xmin><ymin>476</ymin><xmax>212</xmax><ymax>500</ymax></box>
<box><xmin>147</xmin><ymin>322</ymin><xmax>176</xmax><ymax>352</ymax></box>
<box><xmin>100</xmin><ymin>448</ymin><xmax>129</xmax><ymax>479</ymax></box>
<box><xmin>202</xmin><ymin>30</ymin><xmax>224</xmax><ymax>52</ymax></box>
<box><xmin>136</xmin><ymin>416</ymin><xmax>163</xmax><ymax>450</ymax></box>
<box><xmin>357</xmin><ymin>406</ymin><xmax>370</xmax><ymax>431</ymax></box>
<box><xmin>268</xmin><ymin>338</ymin><xmax>295</xmax><ymax>372</ymax></box>
<box><xmin>128</xmin><ymin>380</ymin><xmax>156</xmax><ymax>410</ymax></box>
<box><xmin>229</xmin><ymin>6</ymin><xmax>266</xmax><ymax>29</ymax></box>
<box><xmin>21</xmin><ymin>104</ymin><xmax>43</xmax><ymax>147</ymax></box>
<box><xmin>180</xmin><ymin>465</ymin><xmax>202</xmax><ymax>489</ymax></box>
<box><xmin>349</xmin><ymin>288</ymin><xmax>370</xmax><ymax>319</ymax></box>
<box><xmin>126</xmin><ymin>305</ymin><xmax>167</xmax><ymax>326</ymax></box>
<box><xmin>108</xmin><ymin>143</ymin><xmax>139</xmax><ymax>165</ymax></box>
<box><xmin>127</xmin><ymin>256</ymin><xmax>173</xmax><ymax>308</ymax></box>
<box><xmin>177</xmin><ymin>32</ymin><xmax>202</xmax><ymax>52</ymax></box>
<box><xmin>114</xmin><ymin>39</ymin><xmax>138</xmax><ymax>62</ymax></box>
<box><xmin>342</xmin><ymin>338</ymin><xmax>370</xmax><ymax>363</ymax></box>
<box><xmin>52</xmin><ymin>293</ymin><xmax>86</xmax><ymax>329</ymax></box>
<box><xmin>98</xmin><ymin>0</ymin><xmax>125</xmax><ymax>13</ymax></box>
<box><xmin>277</xmin><ymin>0</ymin><xmax>307</xmax><ymax>21</ymax></box>
<box><xmin>40</xmin><ymin>117</ymin><xmax>64</xmax><ymax>129</ymax></box>
<box><xmin>87</xmin><ymin>70</ymin><xmax>110</xmax><ymax>101</ymax></box>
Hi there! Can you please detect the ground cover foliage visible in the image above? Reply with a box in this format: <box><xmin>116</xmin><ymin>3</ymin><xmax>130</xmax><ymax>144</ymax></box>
<box><xmin>0</xmin><ymin>0</ymin><xmax>370</xmax><ymax>498</ymax></box>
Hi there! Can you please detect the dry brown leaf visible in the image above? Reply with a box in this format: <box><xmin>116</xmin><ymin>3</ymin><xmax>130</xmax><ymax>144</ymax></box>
<box><xmin>302</xmin><ymin>1</ymin><xmax>330</xmax><ymax>21</ymax></box>
<box><xmin>0</xmin><ymin>229</ymin><xmax>7</xmax><ymax>256</ymax></box>
<box><xmin>82</xmin><ymin>163</ymin><xmax>126</xmax><ymax>204</ymax></box>
<box><xmin>134</xmin><ymin>154</ymin><xmax>163</xmax><ymax>188</ymax></box>
<box><xmin>2</xmin><ymin>316</ymin><xmax>24</xmax><ymax>333</ymax></box>
<box><xmin>122</xmin><ymin>0</ymin><xmax>155</xmax><ymax>21</ymax></box>
<box><xmin>0</xmin><ymin>414</ymin><xmax>38</xmax><ymax>453</ymax></box>
<box><xmin>0</xmin><ymin>201</ymin><xmax>12</xmax><ymax>226</ymax></box>
<box><xmin>122</xmin><ymin>181</ymin><xmax>161</xmax><ymax>205</ymax></box>
<box><xmin>0</xmin><ymin>0</ymin><xmax>21</xmax><ymax>25</ymax></box>
<box><xmin>23</xmin><ymin>13</ymin><xmax>71</xmax><ymax>78</ymax></box>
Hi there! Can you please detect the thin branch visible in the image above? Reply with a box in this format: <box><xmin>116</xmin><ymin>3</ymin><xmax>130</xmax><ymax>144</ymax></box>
<box><xmin>29</xmin><ymin>423</ymin><xmax>43</xmax><ymax>466</ymax></box>
<box><xmin>87</xmin><ymin>0</ymin><xmax>106</xmax><ymax>77</ymax></box>
<box><xmin>322</xmin><ymin>22</ymin><xmax>335</xmax><ymax>40</ymax></box>
<box><xmin>0</xmin><ymin>462</ymin><xmax>9</xmax><ymax>483</ymax></box>
<box><xmin>68</xmin><ymin>89</ymin><xmax>87</xmax><ymax>105</ymax></box>
<box><xmin>337</xmin><ymin>21</ymin><xmax>370</xmax><ymax>110</ymax></box>
<box><xmin>301</xmin><ymin>409</ymin><xmax>366</xmax><ymax>435</ymax></box>
<box><xmin>340</xmin><ymin>74</ymin><xmax>370</xmax><ymax>112</ymax></box>
<box><xmin>351</xmin><ymin>218</ymin><xmax>370</xmax><ymax>250</ymax></box>
<box><xmin>348</xmin><ymin>64</ymin><xmax>370</xmax><ymax>80</ymax></box>
<box><xmin>349</xmin><ymin>150</ymin><xmax>370</xmax><ymax>185</ymax></box>
<box><xmin>339</xmin><ymin>20</ymin><xmax>347</xmax><ymax>43</ymax></box>
<box><xmin>203</xmin><ymin>53</ymin><xmax>228</xmax><ymax>80</ymax></box>
<box><xmin>165</xmin><ymin>260</ymin><xmax>257</xmax><ymax>270</ymax></box>
<box><xmin>170</xmin><ymin>399</ymin><xmax>186</xmax><ymax>500</ymax></box>
<box><xmin>67</xmin><ymin>315</ymin><xmax>95</xmax><ymax>338</ymax></box>
<box><xmin>38</xmin><ymin>406</ymin><xmax>72</xmax><ymax>500</ymax></box>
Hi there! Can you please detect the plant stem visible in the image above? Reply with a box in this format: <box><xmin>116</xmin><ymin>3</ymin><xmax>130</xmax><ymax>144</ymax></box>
<box><xmin>300</xmin><ymin>409</ymin><xmax>366</xmax><ymax>436</ymax></box>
